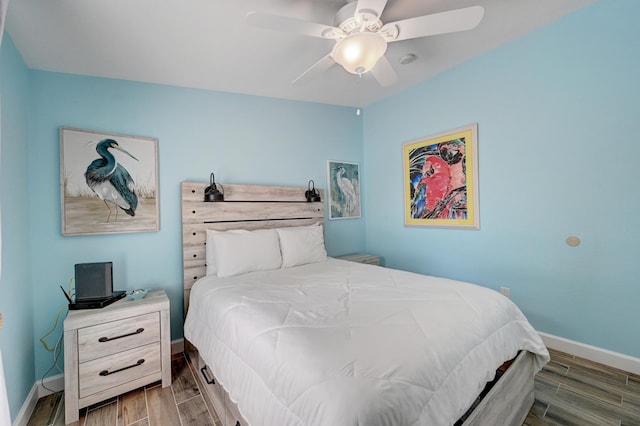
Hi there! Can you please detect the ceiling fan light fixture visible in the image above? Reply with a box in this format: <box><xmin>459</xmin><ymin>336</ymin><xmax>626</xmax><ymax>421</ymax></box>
<box><xmin>331</xmin><ymin>32</ymin><xmax>387</xmax><ymax>76</ymax></box>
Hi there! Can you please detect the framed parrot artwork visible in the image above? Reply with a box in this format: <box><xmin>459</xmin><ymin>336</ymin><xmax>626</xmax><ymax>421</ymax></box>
<box><xmin>403</xmin><ymin>124</ymin><xmax>479</xmax><ymax>229</ymax></box>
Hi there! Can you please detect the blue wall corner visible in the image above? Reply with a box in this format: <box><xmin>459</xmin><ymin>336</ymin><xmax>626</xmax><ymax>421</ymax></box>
<box><xmin>0</xmin><ymin>34</ymin><xmax>36</xmax><ymax>422</ymax></box>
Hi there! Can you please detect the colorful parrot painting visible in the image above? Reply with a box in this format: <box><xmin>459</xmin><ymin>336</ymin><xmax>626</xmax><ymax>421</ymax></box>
<box><xmin>409</xmin><ymin>138</ymin><xmax>468</xmax><ymax>220</ymax></box>
<box><xmin>415</xmin><ymin>156</ymin><xmax>450</xmax><ymax>212</ymax></box>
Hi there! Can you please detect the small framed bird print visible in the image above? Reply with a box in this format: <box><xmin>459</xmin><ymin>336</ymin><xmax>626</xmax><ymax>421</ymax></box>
<box><xmin>327</xmin><ymin>160</ymin><xmax>361</xmax><ymax>220</ymax></box>
<box><xmin>60</xmin><ymin>127</ymin><xmax>159</xmax><ymax>236</ymax></box>
<box><xmin>402</xmin><ymin>124</ymin><xmax>479</xmax><ymax>229</ymax></box>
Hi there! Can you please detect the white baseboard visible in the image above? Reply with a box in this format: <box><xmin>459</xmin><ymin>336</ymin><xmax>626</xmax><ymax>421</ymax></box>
<box><xmin>171</xmin><ymin>338</ymin><xmax>184</xmax><ymax>355</ymax></box>
<box><xmin>14</xmin><ymin>338</ymin><xmax>186</xmax><ymax>426</ymax></box>
<box><xmin>37</xmin><ymin>374</ymin><xmax>64</xmax><ymax>397</ymax></box>
<box><xmin>539</xmin><ymin>331</ymin><xmax>640</xmax><ymax>375</ymax></box>
<box><xmin>12</xmin><ymin>373</ymin><xmax>65</xmax><ymax>426</ymax></box>
<box><xmin>11</xmin><ymin>382</ymin><xmax>38</xmax><ymax>426</ymax></box>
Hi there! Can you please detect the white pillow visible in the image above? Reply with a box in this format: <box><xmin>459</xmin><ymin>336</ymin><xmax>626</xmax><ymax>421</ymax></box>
<box><xmin>276</xmin><ymin>224</ymin><xmax>327</xmax><ymax>268</ymax></box>
<box><xmin>212</xmin><ymin>228</ymin><xmax>282</xmax><ymax>278</ymax></box>
<box><xmin>206</xmin><ymin>229</ymin><xmax>249</xmax><ymax>276</ymax></box>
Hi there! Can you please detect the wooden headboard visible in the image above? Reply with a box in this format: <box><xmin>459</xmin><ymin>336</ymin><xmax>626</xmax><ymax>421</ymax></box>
<box><xmin>181</xmin><ymin>181</ymin><xmax>325</xmax><ymax>313</ymax></box>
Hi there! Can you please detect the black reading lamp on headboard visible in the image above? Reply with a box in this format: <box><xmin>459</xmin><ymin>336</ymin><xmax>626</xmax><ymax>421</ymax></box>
<box><xmin>204</xmin><ymin>173</ymin><xmax>224</xmax><ymax>202</ymax></box>
<box><xmin>305</xmin><ymin>180</ymin><xmax>321</xmax><ymax>202</ymax></box>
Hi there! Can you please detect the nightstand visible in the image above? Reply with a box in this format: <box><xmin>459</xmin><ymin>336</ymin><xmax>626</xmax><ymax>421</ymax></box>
<box><xmin>63</xmin><ymin>290</ymin><xmax>171</xmax><ymax>424</ymax></box>
<box><xmin>336</xmin><ymin>253</ymin><xmax>381</xmax><ymax>266</ymax></box>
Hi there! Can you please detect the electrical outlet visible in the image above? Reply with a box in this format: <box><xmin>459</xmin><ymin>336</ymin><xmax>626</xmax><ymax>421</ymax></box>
<box><xmin>500</xmin><ymin>287</ymin><xmax>510</xmax><ymax>299</ymax></box>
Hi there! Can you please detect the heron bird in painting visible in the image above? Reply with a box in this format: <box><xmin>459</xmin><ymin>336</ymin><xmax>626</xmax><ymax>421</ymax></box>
<box><xmin>85</xmin><ymin>139</ymin><xmax>138</xmax><ymax>222</ymax></box>
<box><xmin>335</xmin><ymin>166</ymin><xmax>359</xmax><ymax>216</ymax></box>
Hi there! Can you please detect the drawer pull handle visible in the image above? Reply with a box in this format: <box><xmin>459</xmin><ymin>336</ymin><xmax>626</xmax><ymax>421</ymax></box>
<box><xmin>99</xmin><ymin>358</ymin><xmax>145</xmax><ymax>376</ymax></box>
<box><xmin>200</xmin><ymin>365</ymin><xmax>215</xmax><ymax>385</ymax></box>
<box><xmin>98</xmin><ymin>327</ymin><xmax>144</xmax><ymax>343</ymax></box>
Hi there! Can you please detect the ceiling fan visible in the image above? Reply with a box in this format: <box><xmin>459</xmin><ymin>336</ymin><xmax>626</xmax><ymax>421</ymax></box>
<box><xmin>247</xmin><ymin>0</ymin><xmax>484</xmax><ymax>87</ymax></box>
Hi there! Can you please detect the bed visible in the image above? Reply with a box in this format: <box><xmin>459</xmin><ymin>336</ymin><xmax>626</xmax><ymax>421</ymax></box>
<box><xmin>181</xmin><ymin>181</ymin><xmax>549</xmax><ymax>426</ymax></box>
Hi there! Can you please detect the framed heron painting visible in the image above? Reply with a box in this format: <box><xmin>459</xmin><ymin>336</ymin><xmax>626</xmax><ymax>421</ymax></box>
<box><xmin>402</xmin><ymin>124</ymin><xmax>479</xmax><ymax>229</ymax></box>
<box><xmin>327</xmin><ymin>160</ymin><xmax>361</xmax><ymax>220</ymax></box>
<box><xmin>60</xmin><ymin>127</ymin><xmax>159</xmax><ymax>236</ymax></box>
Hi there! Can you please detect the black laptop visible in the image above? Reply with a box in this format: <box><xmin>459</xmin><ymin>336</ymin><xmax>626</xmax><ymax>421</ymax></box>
<box><xmin>64</xmin><ymin>262</ymin><xmax>126</xmax><ymax>310</ymax></box>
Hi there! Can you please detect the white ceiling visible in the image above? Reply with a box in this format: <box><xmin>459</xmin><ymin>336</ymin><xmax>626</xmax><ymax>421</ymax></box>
<box><xmin>6</xmin><ymin>0</ymin><xmax>596</xmax><ymax>107</ymax></box>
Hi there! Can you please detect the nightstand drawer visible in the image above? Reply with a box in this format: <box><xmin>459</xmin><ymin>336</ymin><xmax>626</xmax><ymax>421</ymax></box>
<box><xmin>78</xmin><ymin>312</ymin><xmax>160</xmax><ymax>362</ymax></box>
<box><xmin>79</xmin><ymin>342</ymin><xmax>161</xmax><ymax>398</ymax></box>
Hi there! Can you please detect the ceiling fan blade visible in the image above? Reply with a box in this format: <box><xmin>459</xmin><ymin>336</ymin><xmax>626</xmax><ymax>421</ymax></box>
<box><xmin>355</xmin><ymin>0</ymin><xmax>389</xmax><ymax>18</ymax></box>
<box><xmin>246</xmin><ymin>11</ymin><xmax>339</xmax><ymax>39</ymax></box>
<box><xmin>388</xmin><ymin>6</ymin><xmax>485</xmax><ymax>42</ymax></box>
<box><xmin>370</xmin><ymin>55</ymin><xmax>398</xmax><ymax>87</ymax></box>
<box><xmin>292</xmin><ymin>54</ymin><xmax>336</xmax><ymax>85</ymax></box>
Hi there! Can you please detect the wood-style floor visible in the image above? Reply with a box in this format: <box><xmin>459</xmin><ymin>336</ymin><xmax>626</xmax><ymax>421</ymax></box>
<box><xmin>28</xmin><ymin>349</ymin><xmax>640</xmax><ymax>426</ymax></box>
<box><xmin>27</xmin><ymin>353</ymin><xmax>220</xmax><ymax>426</ymax></box>
<box><xmin>524</xmin><ymin>348</ymin><xmax>640</xmax><ymax>425</ymax></box>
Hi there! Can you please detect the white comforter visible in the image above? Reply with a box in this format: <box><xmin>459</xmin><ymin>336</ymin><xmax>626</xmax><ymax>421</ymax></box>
<box><xmin>184</xmin><ymin>259</ymin><xmax>549</xmax><ymax>426</ymax></box>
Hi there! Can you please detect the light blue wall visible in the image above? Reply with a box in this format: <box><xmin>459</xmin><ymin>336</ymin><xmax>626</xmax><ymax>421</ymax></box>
<box><xmin>0</xmin><ymin>35</ymin><xmax>35</xmax><ymax>422</ymax></box>
<box><xmin>27</xmin><ymin>71</ymin><xmax>365</xmax><ymax>378</ymax></box>
<box><xmin>363</xmin><ymin>0</ymin><xmax>639</xmax><ymax>357</ymax></box>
